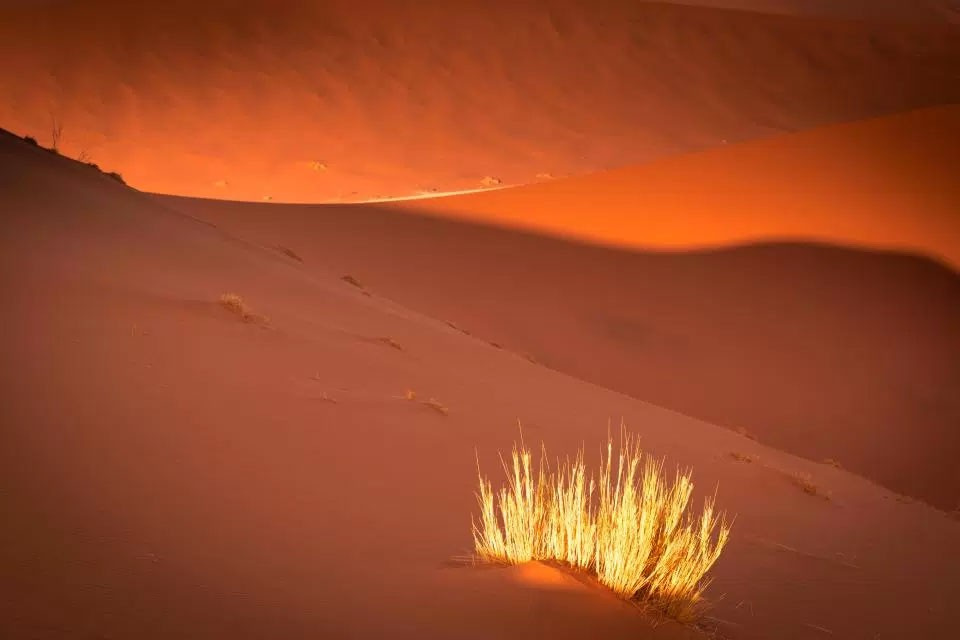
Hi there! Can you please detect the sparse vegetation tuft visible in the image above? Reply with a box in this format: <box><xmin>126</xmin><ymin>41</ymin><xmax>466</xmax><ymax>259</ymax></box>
<box><xmin>23</xmin><ymin>135</ymin><xmax>38</xmax><ymax>146</ymax></box>
<box><xmin>473</xmin><ymin>429</ymin><xmax>731</xmax><ymax>622</ymax></box>
<box><xmin>789</xmin><ymin>472</ymin><xmax>829</xmax><ymax>500</ymax></box>
<box><xmin>398</xmin><ymin>390</ymin><xmax>448</xmax><ymax>415</ymax></box>
<box><xmin>106</xmin><ymin>171</ymin><xmax>126</xmax><ymax>185</ymax></box>
<box><xmin>50</xmin><ymin>114</ymin><xmax>63</xmax><ymax>152</ymax></box>
<box><xmin>729</xmin><ymin>452</ymin><xmax>755</xmax><ymax>463</ymax></box>
<box><xmin>218</xmin><ymin>293</ymin><xmax>269</xmax><ymax>325</ymax></box>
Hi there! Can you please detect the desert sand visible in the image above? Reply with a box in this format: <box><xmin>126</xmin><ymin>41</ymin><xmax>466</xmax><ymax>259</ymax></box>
<box><xmin>164</xmin><ymin>105</ymin><xmax>960</xmax><ymax>514</ymax></box>
<box><xmin>2</xmin><ymin>1</ymin><xmax>959</xmax><ymax>639</ymax></box>
<box><xmin>3</xmin><ymin>121</ymin><xmax>959</xmax><ymax>640</ymax></box>
<box><xmin>2</xmin><ymin>0</ymin><xmax>959</xmax><ymax>202</ymax></box>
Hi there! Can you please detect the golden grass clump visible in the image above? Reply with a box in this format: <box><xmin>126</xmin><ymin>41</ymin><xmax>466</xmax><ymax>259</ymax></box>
<box><xmin>472</xmin><ymin>431</ymin><xmax>731</xmax><ymax>622</ymax></box>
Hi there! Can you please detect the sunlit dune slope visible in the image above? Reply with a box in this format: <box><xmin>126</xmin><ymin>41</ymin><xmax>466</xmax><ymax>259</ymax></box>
<box><xmin>164</xmin><ymin>108</ymin><xmax>960</xmax><ymax>511</ymax></box>
<box><xmin>1</xmin><ymin>0</ymin><xmax>958</xmax><ymax>202</ymax></box>
<box><xmin>650</xmin><ymin>0</ymin><xmax>958</xmax><ymax>23</ymax></box>
<box><xmin>4</xmin><ymin>126</ymin><xmax>960</xmax><ymax>640</ymax></box>
<box><xmin>400</xmin><ymin>105</ymin><xmax>960</xmax><ymax>271</ymax></box>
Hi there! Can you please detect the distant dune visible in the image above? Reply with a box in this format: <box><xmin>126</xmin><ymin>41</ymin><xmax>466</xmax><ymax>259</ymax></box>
<box><xmin>2</xmin><ymin>0</ymin><xmax>958</xmax><ymax>202</ymax></box>
<box><xmin>165</xmin><ymin>108</ymin><xmax>960</xmax><ymax>511</ymax></box>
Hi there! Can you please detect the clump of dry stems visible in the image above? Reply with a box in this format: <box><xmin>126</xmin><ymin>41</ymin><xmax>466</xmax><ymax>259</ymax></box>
<box><xmin>472</xmin><ymin>429</ymin><xmax>731</xmax><ymax>622</ymax></box>
<box><xmin>219</xmin><ymin>293</ymin><xmax>268</xmax><ymax>325</ymax></box>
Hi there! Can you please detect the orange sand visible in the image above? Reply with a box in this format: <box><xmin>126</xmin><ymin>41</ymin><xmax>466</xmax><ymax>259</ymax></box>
<box><xmin>1</xmin><ymin>0</ymin><xmax>958</xmax><ymax>202</ymax></box>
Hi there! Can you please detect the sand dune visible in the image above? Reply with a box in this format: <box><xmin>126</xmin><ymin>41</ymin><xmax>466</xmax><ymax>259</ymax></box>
<box><xmin>3</xmin><ymin>125</ymin><xmax>959</xmax><ymax>640</ymax></box>
<box><xmin>2</xmin><ymin>1</ymin><xmax>959</xmax><ymax>637</ymax></box>
<box><xmin>3</xmin><ymin>125</ymin><xmax>960</xmax><ymax>640</ymax></box>
<box><xmin>650</xmin><ymin>0</ymin><xmax>959</xmax><ymax>23</ymax></box>
<box><xmin>163</xmin><ymin>108</ymin><xmax>960</xmax><ymax>512</ymax></box>
<box><xmin>399</xmin><ymin>105</ymin><xmax>960</xmax><ymax>270</ymax></box>
<box><xmin>2</xmin><ymin>0</ymin><xmax>958</xmax><ymax>202</ymax></box>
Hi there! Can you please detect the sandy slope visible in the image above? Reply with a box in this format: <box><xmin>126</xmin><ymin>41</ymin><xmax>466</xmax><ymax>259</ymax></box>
<box><xmin>398</xmin><ymin>105</ymin><xmax>960</xmax><ymax>270</ymax></box>
<box><xmin>1</xmin><ymin>0</ymin><xmax>958</xmax><ymax>202</ymax></box>
<box><xmin>3</xmin><ymin>128</ymin><xmax>959</xmax><ymax>640</ymax></box>
<box><xmin>649</xmin><ymin>0</ymin><xmax>959</xmax><ymax>23</ymax></box>
<box><xmin>163</xmin><ymin>107</ymin><xmax>960</xmax><ymax>512</ymax></box>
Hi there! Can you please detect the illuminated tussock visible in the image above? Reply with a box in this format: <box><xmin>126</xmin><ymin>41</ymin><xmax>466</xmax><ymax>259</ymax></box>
<box><xmin>472</xmin><ymin>431</ymin><xmax>731</xmax><ymax>621</ymax></box>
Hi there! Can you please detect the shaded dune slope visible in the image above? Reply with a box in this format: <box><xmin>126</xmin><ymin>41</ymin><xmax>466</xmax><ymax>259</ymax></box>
<box><xmin>2</xmin><ymin>0</ymin><xmax>959</xmax><ymax>201</ymax></box>
<box><xmin>162</xmin><ymin>110</ymin><xmax>960</xmax><ymax>511</ymax></box>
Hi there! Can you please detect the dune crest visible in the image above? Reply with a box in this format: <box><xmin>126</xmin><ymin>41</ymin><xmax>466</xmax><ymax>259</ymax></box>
<box><xmin>400</xmin><ymin>105</ymin><xmax>960</xmax><ymax>272</ymax></box>
<box><xmin>2</xmin><ymin>0</ymin><xmax>958</xmax><ymax>202</ymax></box>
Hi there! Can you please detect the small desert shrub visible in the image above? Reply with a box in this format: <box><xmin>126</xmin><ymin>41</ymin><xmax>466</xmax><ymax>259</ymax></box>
<box><xmin>399</xmin><ymin>389</ymin><xmax>448</xmax><ymax>415</ymax></box>
<box><xmin>473</xmin><ymin>431</ymin><xmax>731</xmax><ymax>622</ymax></box>
<box><xmin>106</xmin><ymin>171</ymin><xmax>126</xmax><ymax>185</ymax></box>
<box><xmin>23</xmin><ymin>135</ymin><xmax>38</xmax><ymax>146</ymax></box>
<box><xmin>218</xmin><ymin>293</ymin><xmax>268</xmax><ymax>325</ymax></box>
<box><xmin>50</xmin><ymin>114</ymin><xmax>63</xmax><ymax>152</ymax></box>
<box><xmin>790</xmin><ymin>472</ymin><xmax>829</xmax><ymax>500</ymax></box>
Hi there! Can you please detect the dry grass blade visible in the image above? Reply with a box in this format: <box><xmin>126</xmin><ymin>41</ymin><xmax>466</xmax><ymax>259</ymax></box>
<box><xmin>50</xmin><ymin>113</ymin><xmax>63</xmax><ymax>152</ymax></box>
<box><xmin>472</xmin><ymin>428</ymin><xmax>732</xmax><ymax>622</ymax></box>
